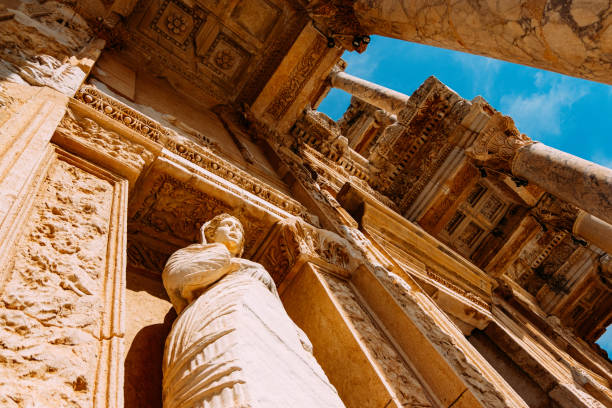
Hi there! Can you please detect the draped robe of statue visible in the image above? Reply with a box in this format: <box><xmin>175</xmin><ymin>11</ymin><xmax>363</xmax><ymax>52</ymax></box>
<box><xmin>161</xmin><ymin>218</ymin><xmax>345</xmax><ymax>408</ymax></box>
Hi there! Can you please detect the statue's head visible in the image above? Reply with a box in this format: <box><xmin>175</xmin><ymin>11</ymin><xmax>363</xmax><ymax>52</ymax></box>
<box><xmin>200</xmin><ymin>213</ymin><xmax>245</xmax><ymax>257</ymax></box>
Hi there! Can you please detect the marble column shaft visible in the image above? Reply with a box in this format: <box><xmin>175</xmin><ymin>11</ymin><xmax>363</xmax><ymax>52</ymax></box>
<box><xmin>353</xmin><ymin>0</ymin><xmax>612</xmax><ymax>85</ymax></box>
<box><xmin>573</xmin><ymin>212</ymin><xmax>612</xmax><ymax>254</ymax></box>
<box><xmin>512</xmin><ymin>142</ymin><xmax>612</xmax><ymax>226</ymax></box>
<box><xmin>330</xmin><ymin>71</ymin><xmax>410</xmax><ymax>114</ymax></box>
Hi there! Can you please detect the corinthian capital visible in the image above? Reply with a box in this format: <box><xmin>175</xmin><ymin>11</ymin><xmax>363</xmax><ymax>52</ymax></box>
<box><xmin>466</xmin><ymin>112</ymin><xmax>534</xmax><ymax>171</ymax></box>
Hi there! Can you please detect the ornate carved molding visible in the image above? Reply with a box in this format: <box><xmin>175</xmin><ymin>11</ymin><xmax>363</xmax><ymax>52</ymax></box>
<box><xmin>74</xmin><ymin>85</ymin><xmax>311</xmax><ymax>220</ymax></box>
<box><xmin>130</xmin><ymin>174</ymin><xmax>267</xmax><ymax>250</ymax></box>
<box><xmin>424</xmin><ymin>268</ymin><xmax>489</xmax><ymax>310</ymax></box>
<box><xmin>531</xmin><ymin>194</ymin><xmax>580</xmax><ymax>232</ymax></box>
<box><xmin>265</xmin><ymin>35</ymin><xmax>328</xmax><ymax>120</ymax></box>
<box><xmin>55</xmin><ymin>108</ymin><xmax>154</xmax><ymax>173</ymax></box>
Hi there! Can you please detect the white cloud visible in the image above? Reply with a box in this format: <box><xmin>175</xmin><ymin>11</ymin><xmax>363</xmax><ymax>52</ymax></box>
<box><xmin>344</xmin><ymin>49</ymin><xmax>380</xmax><ymax>79</ymax></box>
<box><xmin>591</xmin><ymin>152</ymin><xmax>612</xmax><ymax>170</ymax></box>
<box><xmin>500</xmin><ymin>78</ymin><xmax>589</xmax><ymax>139</ymax></box>
<box><xmin>451</xmin><ymin>51</ymin><xmax>502</xmax><ymax>97</ymax></box>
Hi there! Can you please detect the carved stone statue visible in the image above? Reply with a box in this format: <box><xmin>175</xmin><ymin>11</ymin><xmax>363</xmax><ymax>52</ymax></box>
<box><xmin>162</xmin><ymin>214</ymin><xmax>345</xmax><ymax>408</ymax></box>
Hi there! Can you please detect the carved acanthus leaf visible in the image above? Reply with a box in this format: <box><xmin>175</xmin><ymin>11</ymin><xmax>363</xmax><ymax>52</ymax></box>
<box><xmin>531</xmin><ymin>194</ymin><xmax>579</xmax><ymax>231</ymax></box>
<box><xmin>253</xmin><ymin>218</ymin><xmax>359</xmax><ymax>285</ymax></box>
<box><xmin>467</xmin><ymin>112</ymin><xmax>533</xmax><ymax>169</ymax></box>
<box><xmin>56</xmin><ymin>109</ymin><xmax>153</xmax><ymax>170</ymax></box>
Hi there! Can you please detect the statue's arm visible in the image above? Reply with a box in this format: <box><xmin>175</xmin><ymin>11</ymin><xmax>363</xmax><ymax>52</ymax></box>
<box><xmin>163</xmin><ymin>243</ymin><xmax>236</xmax><ymax>312</ymax></box>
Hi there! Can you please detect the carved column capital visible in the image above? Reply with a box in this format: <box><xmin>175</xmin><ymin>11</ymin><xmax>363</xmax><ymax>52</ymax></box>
<box><xmin>466</xmin><ymin>112</ymin><xmax>534</xmax><ymax>172</ymax></box>
<box><xmin>252</xmin><ymin>218</ymin><xmax>360</xmax><ymax>290</ymax></box>
<box><xmin>531</xmin><ymin>194</ymin><xmax>580</xmax><ymax>232</ymax></box>
<box><xmin>308</xmin><ymin>0</ymin><xmax>370</xmax><ymax>52</ymax></box>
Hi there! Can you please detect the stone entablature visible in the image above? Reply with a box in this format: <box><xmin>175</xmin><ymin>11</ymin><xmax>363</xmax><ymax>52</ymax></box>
<box><xmin>72</xmin><ymin>84</ymin><xmax>313</xmax><ymax>223</ymax></box>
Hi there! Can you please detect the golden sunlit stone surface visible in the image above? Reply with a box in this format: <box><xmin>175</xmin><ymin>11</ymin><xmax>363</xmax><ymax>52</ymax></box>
<box><xmin>0</xmin><ymin>0</ymin><xmax>610</xmax><ymax>407</ymax></box>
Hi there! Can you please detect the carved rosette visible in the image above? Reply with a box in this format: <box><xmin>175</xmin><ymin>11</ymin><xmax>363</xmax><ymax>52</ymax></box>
<box><xmin>467</xmin><ymin>112</ymin><xmax>533</xmax><ymax>171</ymax></box>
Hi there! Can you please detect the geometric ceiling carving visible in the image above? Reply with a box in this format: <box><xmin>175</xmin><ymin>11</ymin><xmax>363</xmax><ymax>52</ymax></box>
<box><xmin>125</xmin><ymin>0</ymin><xmax>307</xmax><ymax>104</ymax></box>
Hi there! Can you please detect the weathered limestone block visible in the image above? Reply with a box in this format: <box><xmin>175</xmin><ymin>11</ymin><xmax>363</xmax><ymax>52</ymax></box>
<box><xmin>162</xmin><ymin>214</ymin><xmax>345</xmax><ymax>408</ymax></box>
<box><xmin>0</xmin><ymin>2</ymin><xmax>95</xmax><ymax>95</ymax></box>
<box><xmin>0</xmin><ymin>148</ymin><xmax>126</xmax><ymax>407</ymax></box>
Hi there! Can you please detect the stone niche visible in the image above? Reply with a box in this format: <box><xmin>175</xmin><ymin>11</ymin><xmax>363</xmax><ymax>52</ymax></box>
<box><xmin>123</xmin><ymin>154</ymin><xmax>288</xmax><ymax>407</ymax></box>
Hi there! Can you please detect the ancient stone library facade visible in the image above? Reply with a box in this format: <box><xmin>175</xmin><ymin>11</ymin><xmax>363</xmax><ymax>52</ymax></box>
<box><xmin>1</xmin><ymin>0</ymin><xmax>612</xmax><ymax>407</ymax></box>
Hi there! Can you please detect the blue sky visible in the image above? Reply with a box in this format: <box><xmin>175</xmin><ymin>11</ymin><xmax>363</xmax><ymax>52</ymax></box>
<box><xmin>318</xmin><ymin>36</ymin><xmax>612</xmax><ymax>168</ymax></box>
<box><xmin>317</xmin><ymin>36</ymin><xmax>612</xmax><ymax>355</ymax></box>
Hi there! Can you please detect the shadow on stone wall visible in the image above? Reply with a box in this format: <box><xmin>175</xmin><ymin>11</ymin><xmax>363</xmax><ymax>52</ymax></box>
<box><xmin>124</xmin><ymin>309</ymin><xmax>176</xmax><ymax>408</ymax></box>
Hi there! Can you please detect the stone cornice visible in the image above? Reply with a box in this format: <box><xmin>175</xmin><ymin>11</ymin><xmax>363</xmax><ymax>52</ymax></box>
<box><xmin>73</xmin><ymin>85</ymin><xmax>313</xmax><ymax>222</ymax></box>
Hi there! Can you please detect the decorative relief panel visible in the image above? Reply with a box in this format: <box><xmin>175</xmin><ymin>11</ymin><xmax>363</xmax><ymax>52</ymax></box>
<box><xmin>55</xmin><ymin>108</ymin><xmax>153</xmax><ymax>173</ymax></box>
<box><xmin>319</xmin><ymin>272</ymin><xmax>433</xmax><ymax>406</ymax></box>
<box><xmin>128</xmin><ymin>174</ymin><xmax>269</xmax><ymax>274</ymax></box>
<box><xmin>200</xmin><ymin>33</ymin><xmax>250</xmax><ymax>80</ymax></box>
<box><xmin>151</xmin><ymin>0</ymin><xmax>205</xmax><ymax>49</ymax></box>
<box><xmin>0</xmin><ymin>149</ymin><xmax>126</xmax><ymax>407</ymax></box>
<box><xmin>265</xmin><ymin>35</ymin><xmax>328</xmax><ymax>120</ymax></box>
<box><xmin>74</xmin><ymin>85</ymin><xmax>311</xmax><ymax>221</ymax></box>
<box><xmin>130</xmin><ymin>174</ymin><xmax>267</xmax><ymax>248</ymax></box>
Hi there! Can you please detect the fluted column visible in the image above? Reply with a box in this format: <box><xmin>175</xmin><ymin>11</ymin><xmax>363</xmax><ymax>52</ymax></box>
<box><xmin>512</xmin><ymin>143</ymin><xmax>612</xmax><ymax>225</ymax></box>
<box><xmin>352</xmin><ymin>0</ymin><xmax>612</xmax><ymax>85</ymax></box>
<box><xmin>329</xmin><ymin>71</ymin><xmax>410</xmax><ymax>114</ymax></box>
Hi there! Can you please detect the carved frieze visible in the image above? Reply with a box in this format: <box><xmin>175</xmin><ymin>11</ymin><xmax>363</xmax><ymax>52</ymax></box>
<box><xmin>127</xmin><ymin>174</ymin><xmax>272</xmax><ymax>275</ymax></box>
<box><xmin>74</xmin><ymin>85</ymin><xmax>311</xmax><ymax>220</ymax></box>
<box><xmin>265</xmin><ymin>35</ymin><xmax>328</xmax><ymax>120</ymax></box>
<box><xmin>55</xmin><ymin>108</ymin><xmax>154</xmax><ymax>172</ymax></box>
<box><xmin>75</xmin><ymin>85</ymin><xmax>174</xmax><ymax>144</ymax></box>
<box><xmin>129</xmin><ymin>174</ymin><xmax>267</xmax><ymax>252</ymax></box>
